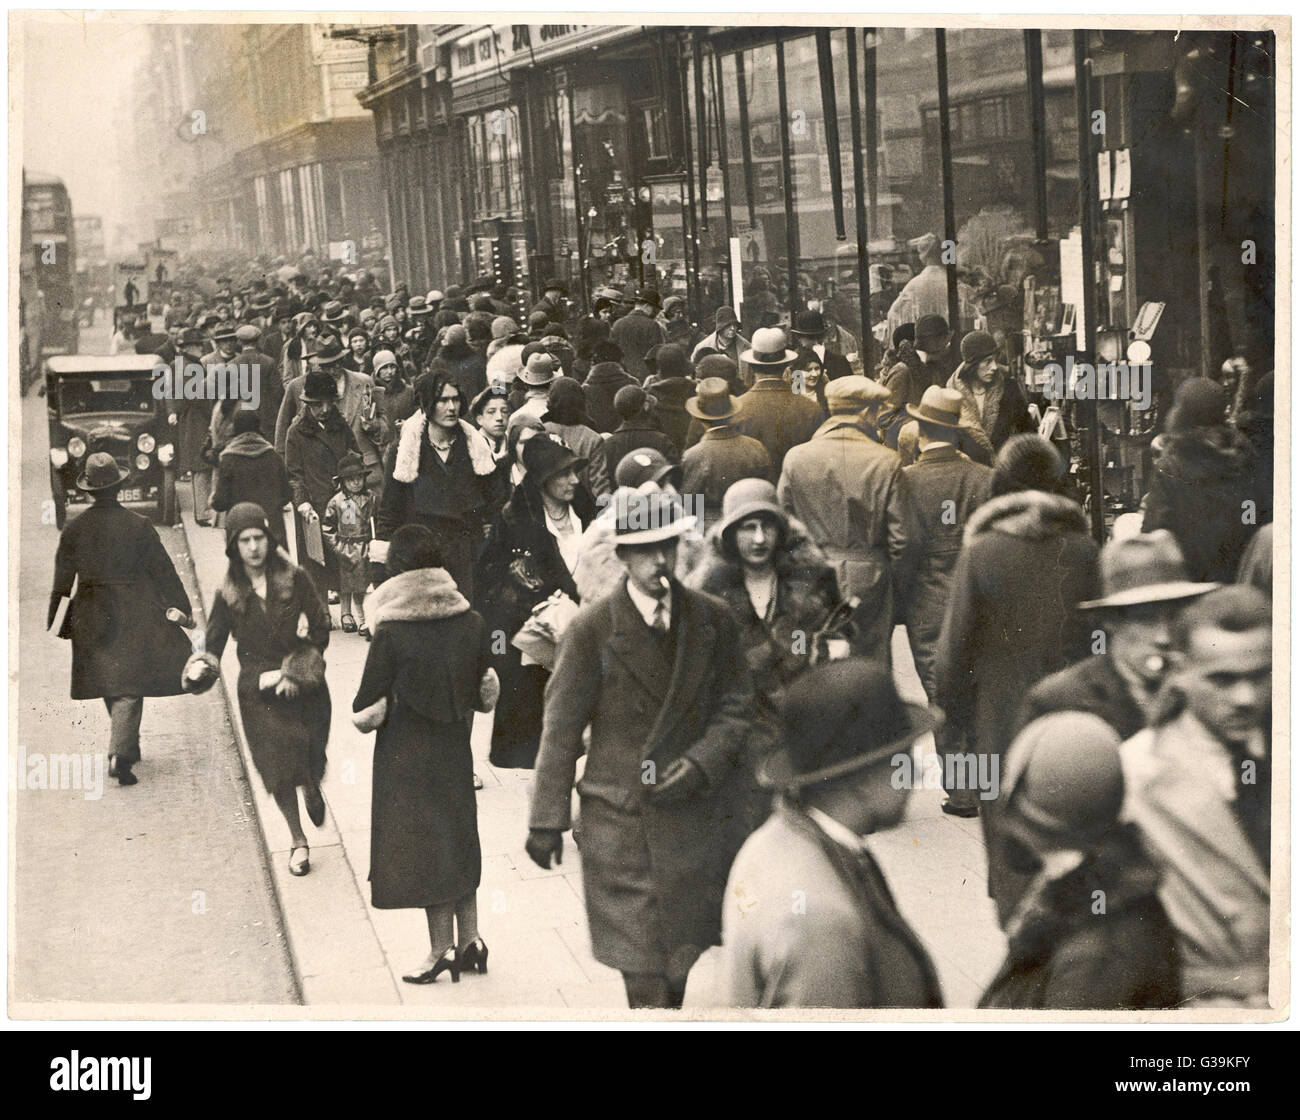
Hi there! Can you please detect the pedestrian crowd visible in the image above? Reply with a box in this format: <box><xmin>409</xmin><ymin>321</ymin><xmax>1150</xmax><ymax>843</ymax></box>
<box><xmin>53</xmin><ymin>254</ymin><xmax>1274</xmax><ymax>1012</ymax></box>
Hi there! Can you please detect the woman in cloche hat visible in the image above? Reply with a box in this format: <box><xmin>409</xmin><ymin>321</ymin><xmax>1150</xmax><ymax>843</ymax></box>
<box><xmin>182</xmin><ymin>502</ymin><xmax>332</xmax><ymax>877</ymax></box>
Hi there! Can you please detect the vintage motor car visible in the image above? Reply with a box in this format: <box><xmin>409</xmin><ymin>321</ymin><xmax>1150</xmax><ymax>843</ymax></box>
<box><xmin>46</xmin><ymin>353</ymin><xmax>177</xmax><ymax>528</ymax></box>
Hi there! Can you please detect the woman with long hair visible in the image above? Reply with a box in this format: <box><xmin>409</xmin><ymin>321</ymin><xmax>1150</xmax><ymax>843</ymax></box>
<box><xmin>352</xmin><ymin>525</ymin><xmax>499</xmax><ymax>983</ymax></box>
<box><xmin>185</xmin><ymin>503</ymin><xmax>331</xmax><ymax>876</ymax></box>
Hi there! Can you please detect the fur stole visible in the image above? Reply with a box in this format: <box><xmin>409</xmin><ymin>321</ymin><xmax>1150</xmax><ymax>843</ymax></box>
<box><xmin>391</xmin><ymin>412</ymin><xmax>497</xmax><ymax>483</ymax></box>
<box><xmin>363</xmin><ymin>567</ymin><xmax>470</xmax><ymax>630</ymax></box>
<box><xmin>964</xmin><ymin>490</ymin><xmax>1089</xmax><ymax>545</ymax></box>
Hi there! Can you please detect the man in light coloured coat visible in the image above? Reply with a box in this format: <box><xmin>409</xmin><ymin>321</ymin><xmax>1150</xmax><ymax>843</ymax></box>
<box><xmin>777</xmin><ymin>375</ymin><xmax>905</xmax><ymax>664</ymax></box>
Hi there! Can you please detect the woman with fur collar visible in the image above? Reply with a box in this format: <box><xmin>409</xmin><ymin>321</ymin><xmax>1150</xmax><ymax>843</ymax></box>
<box><xmin>373</xmin><ymin>368</ymin><xmax>499</xmax><ymax>602</ymax></box>
<box><xmin>474</xmin><ymin>435</ymin><xmax>595</xmax><ymax>769</ymax></box>
<box><xmin>185</xmin><ymin>503</ymin><xmax>332</xmax><ymax>878</ymax></box>
<box><xmin>945</xmin><ymin>330</ymin><xmax>1032</xmax><ymax>462</ymax></box>
<box><xmin>352</xmin><ymin>525</ymin><xmax>500</xmax><ymax>985</ymax></box>
<box><xmin>686</xmin><ymin>478</ymin><xmax>848</xmax><ymax>837</ymax></box>
<box><xmin>935</xmin><ymin>436</ymin><xmax>1101</xmax><ymax>902</ymax></box>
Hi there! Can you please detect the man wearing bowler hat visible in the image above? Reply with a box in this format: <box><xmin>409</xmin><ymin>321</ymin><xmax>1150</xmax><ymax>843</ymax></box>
<box><xmin>527</xmin><ymin>490</ymin><xmax>753</xmax><ymax>1009</ymax></box>
<box><xmin>680</xmin><ymin>377</ymin><xmax>772</xmax><ymax>533</ymax></box>
<box><xmin>883</xmin><ymin>313</ymin><xmax>952</xmax><ymax>409</ymax></box>
<box><xmin>48</xmin><ymin>453</ymin><xmax>196</xmax><ymax>786</ymax></box>
<box><xmin>610</xmin><ymin>288</ymin><xmax>667</xmax><ymax>383</ymax></box>
<box><xmin>778</xmin><ymin>375</ymin><xmax>903</xmax><ymax>664</ymax></box>
<box><xmin>720</xmin><ymin>658</ymin><xmax>943</xmax><ymax>1008</ymax></box>
<box><xmin>1018</xmin><ymin>531</ymin><xmax>1219</xmax><ymax>742</ymax></box>
<box><xmin>734</xmin><ymin>327</ymin><xmax>823</xmax><ymax>473</ymax></box>
<box><xmin>790</xmin><ymin>309</ymin><xmax>854</xmax><ymax>383</ymax></box>
<box><xmin>893</xmin><ymin>385</ymin><xmax>996</xmax><ymax>816</ymax></box>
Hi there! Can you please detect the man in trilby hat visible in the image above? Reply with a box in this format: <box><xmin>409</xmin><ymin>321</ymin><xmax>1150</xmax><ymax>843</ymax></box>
<box><xmin>527</xmin><ymin>490</ymin><xmax>754</xmax><ymax>1009</ymax></box>
<box><xmin>778</xmin><ymin>375</ymin><xmax>903</xmax><ymax>664</ymax></box>
<box><xmin>48</xmin><ymin>453</ymin><xmax>195</xmax><ymax>786</ymax></box>
<box><xmin>720</xmin><ymin>658</ymin><xmax>943</xmax><ymax>1009</ymax></box>
<box><xmin>733</xmin><ymin>327</ymin><xmax>822</xmax><ymax>473</ymax></box>
<box><xmin>679</xmin><ymin>377</ymin><xmax>772</xmax><ymax>533</ymax></box>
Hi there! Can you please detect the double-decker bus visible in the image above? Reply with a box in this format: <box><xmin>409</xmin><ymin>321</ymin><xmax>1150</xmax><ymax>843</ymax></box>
<box><xmin>21</xmin><ymin>171</ymin><xmax>79</xmax><ymax>364</ymax></box>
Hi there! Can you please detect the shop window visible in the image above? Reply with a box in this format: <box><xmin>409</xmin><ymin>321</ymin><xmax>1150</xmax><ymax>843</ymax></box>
<box><xmin>464</xmin><ymin>107</ymin><xmax>523</xmax><ymax>219</ymax></box>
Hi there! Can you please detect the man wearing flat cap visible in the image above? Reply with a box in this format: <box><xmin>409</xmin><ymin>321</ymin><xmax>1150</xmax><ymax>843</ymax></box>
<box><xmin>721</xmin><ymin>658</ymin><xmax>943</xmax><ymax>1009</ymax></box>
<box><xmin>778</xmin><ymin>375</ymin><xmax>905</xmax><ymax>664</ymax></box>
<box><xmin>527</xmin><ymin>490</ymin><xmax>754</xmax><ymax>1010</ymax></box>
<box><xmin>233</xmin><ymin>323</ymin><xmax>282</xmax><ymax>438</ymax></box>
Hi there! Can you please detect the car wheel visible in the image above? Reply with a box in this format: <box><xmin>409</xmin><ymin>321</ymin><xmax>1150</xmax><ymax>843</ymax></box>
<box><xmin>160</xmin><ymin>468</ymin><xmax>178</xmax><ymax>526</ymax></box>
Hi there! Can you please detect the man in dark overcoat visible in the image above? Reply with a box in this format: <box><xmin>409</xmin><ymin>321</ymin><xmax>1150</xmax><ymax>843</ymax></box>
<box><xmin>48</xmin><ymin>453</ymin><xmax>195</xmax><ymax>784</ymax></box>
<box><xmin>526</xmin><ymin>491</ymin><xmax>753</xmax><ymax>1009</ymax></box>
<box><xmin>609</xmin><ymin>289</ymin><xmax>667</xmax><ymax>382</ymax></box>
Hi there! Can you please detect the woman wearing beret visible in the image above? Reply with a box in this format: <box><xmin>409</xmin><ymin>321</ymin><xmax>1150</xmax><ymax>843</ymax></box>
<box><xmin>352</xmin><ymin>525</ymin><xmax>499</xmax><ymax>984</ymax></box>
<box><xmin>186</xmin><ymin>502</ymin><xmax>332</xmax><ymax>877</ymax></box>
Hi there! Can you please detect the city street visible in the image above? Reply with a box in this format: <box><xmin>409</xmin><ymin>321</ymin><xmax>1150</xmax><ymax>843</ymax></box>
<box><xmin>12</xmin><ymin>316</ymin><xmax>297</xmax><ymax>1010</ymax></box>
<box><xmin>15</xmin><ymin>318</ymin><xmax>1005</xmax><ymax>1012</ymax></box>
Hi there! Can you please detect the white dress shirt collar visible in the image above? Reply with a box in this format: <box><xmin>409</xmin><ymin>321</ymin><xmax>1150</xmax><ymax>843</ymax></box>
<box><xmin>625</xmin><ymin>578</ymin><xmax>671</xmax><ymax>630</ymax></box>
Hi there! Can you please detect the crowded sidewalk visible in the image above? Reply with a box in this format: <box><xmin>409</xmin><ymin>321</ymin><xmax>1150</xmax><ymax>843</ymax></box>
<box><xmin>177</xmin><ymin>487</ymin><xmax>1004</xmax><ymax>1011</ymax></box>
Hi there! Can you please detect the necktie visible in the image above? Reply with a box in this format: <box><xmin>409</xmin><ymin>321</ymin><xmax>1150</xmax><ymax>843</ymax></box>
<box><xmin>651</xmin><ymin>600</ymin><xmax>668</xmax><ymax>635</ymax></box>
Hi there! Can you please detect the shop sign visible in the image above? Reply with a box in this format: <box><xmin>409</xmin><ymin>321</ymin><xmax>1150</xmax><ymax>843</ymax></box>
<box><xmin>448</xmin><ymin>23</ymin><xmax>633</xmax><ymax>83</ymax></box>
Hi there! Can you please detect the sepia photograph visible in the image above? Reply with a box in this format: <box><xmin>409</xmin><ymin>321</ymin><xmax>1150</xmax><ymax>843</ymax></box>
<box><xmin>8</xmin><ymin>8</ymin><xmax>1288</xmax><ymax>1038</ymax></box>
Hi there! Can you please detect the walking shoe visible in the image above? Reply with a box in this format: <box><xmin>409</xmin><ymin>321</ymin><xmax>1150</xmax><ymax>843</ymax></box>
<box><xmin>328</xmin><ymin>591</ymin><xmax>340</xmax><ymax>605</ymax></box>
<box><xmin>941</xmin><ymin>798</ymin><xmax>979</xmax><ymax>819</ymax></box>
<box><xmin>457</xmin><ymin>938</ymin><xmax>489</xmax><ymax>976</ymax></box>
<box><xmin>340</xmin><ymin>614</ymin><xmax>357</xmax><ymax>633</ymax></box>
<box><xmin>402</xmin><ymin>948</ymin><xmax>459</xmax><ymax>985</ymax></box>
<box><xmin>116</xmin><ymin>766</ymin><xmax>138</xmax><ymax>787</ymax></box>
<box><xmin>288</xmin><ymin>846</ymin><xmax>310</xmax><ymax>876</ymax></box>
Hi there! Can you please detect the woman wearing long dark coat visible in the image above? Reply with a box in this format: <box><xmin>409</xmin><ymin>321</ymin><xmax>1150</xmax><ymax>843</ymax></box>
<box><xmin>475</xmin><ymin>435</ymin><xmax>594</xmax><ymax>768</ymax></box>
<box><xmin>48</xmin><ymin>453</ymin><xmax>195</xmax><ymax>785</ymax></box>
<box><xmin>373</xmin><ymin>369</ymin><xmax>499</xmax><ymax>600</ymax></box>
<box><xmin>352</xmin><ymin>525</ymin><xmax>499</xmax><ymax>984</ymax></box>
<box><xmin>188</xmin><ymin>502</ymin><xmax>331</xmax><ymax>877</ymax></box>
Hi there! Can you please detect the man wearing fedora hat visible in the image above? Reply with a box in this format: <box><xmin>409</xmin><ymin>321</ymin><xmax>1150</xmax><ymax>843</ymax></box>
<box><xmin>508</xmin><ymin>353</ymin><xmax>560</xmax><ymax>426</ymax></box>
<box><xmin>1018</xmin><ymin>531</ymin><xmax>1218</xmax><ymax>743</ymax></box>
<box><xmin>720</xmin><ymin>659</ymin><xmax>943</xmax><ymax>1008</ymax></box>
<box><xmin>680</xmin><ymin>378</ymin><xmax>772</xmax><ymax>532</ymax></box>
<box><xmin>893</xmin><ymin>385</ymin><xmax>995</xmax><ymax>815</ymax></box>
<box><xmin>527</xmin><ymin>490</ymin><xmax>754</xmax><ymax>1009</ymax></box>
<box><xmin>48</xmin><ymin>453</ymin><xmax>196</xmax><ymax>786</ymax></box>
<box><xmin>778</xmin><ymin>375</ymin><xmax>904</xmax><ymax>664</ymax></box>
<box><xmin>734</xmin><ymin>328</ymin><xmax>823</xmax><ymax>473</ymax></box>
<box><xmin>610</xmin><ymin>288</ymin><xmax>667</xmax><ymax>383</ymax></box>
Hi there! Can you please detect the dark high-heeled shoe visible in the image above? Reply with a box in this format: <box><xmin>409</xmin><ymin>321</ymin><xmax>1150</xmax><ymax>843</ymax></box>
<box><xmin>402</xmin><ymin>947</ymin><xmax>459</xmax><ymax>985</ymax></box>
<box><xmin>458</xmin><ymin>938</ymin><xmax>489</xmax><ymax>975</ymax></box>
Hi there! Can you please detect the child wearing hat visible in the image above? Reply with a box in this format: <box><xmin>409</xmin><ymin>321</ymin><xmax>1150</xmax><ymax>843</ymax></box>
<box><xmin>322</xmin><ymin>452</ymin><xmax>376</xmax><ymax>636</ymax></box>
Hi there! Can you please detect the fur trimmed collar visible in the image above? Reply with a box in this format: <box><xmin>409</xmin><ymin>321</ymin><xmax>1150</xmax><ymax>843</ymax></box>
<box><xmin>219</xmin><ymin>550</ymin><xmax>297</xmax><ymax>613</ymax></box>
<box><xmin>391</xmin><ymin>412</ymin><xmax>497</xmax><ymax>483</ymax></box>
<box><xmin>964</xmin><ymin>490</ymin><xmax>1089</xmax><ymax>545</ymax></box>
<box><xmin>364</xmin><ymin>568</ymin><xmax>470</xmax><ymax>629</ymax></box>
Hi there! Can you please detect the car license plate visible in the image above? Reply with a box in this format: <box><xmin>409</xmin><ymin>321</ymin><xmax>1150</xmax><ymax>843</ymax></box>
<box><xmin>119</xmin><ymin>488</ymin><xmax>142</xmax><ymax>502</ymax></box>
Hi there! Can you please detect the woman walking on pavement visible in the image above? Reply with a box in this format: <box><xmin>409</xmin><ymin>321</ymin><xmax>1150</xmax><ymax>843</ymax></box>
<box><xmin>184</xmin><ymin>503</ymin><xmax>332</xmax><ymax>877</ymax></box>
<box><xmin>48</xmin><ymin>453</ymin><xmax>195</xmax><ymax>786</ymax></box>
<box><xmin>352</xmin><ymin>525</ymin><xmax>500</xmax><ymax>983</ymax></box>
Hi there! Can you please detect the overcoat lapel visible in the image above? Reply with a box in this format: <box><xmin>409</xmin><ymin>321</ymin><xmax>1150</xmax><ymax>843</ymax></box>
<box><xmin>643</xmin><ymin>582</ymin><xmax>715</xmax><ymax>758</ymax></box>
<box><xmin>605</xmin><ymin>582</ymin><xmax>672</xmax><ymax>701</ymax></box>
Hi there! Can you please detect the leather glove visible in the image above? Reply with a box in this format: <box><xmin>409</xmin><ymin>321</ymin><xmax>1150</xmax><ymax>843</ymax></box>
<box><xmin>649</xmin><ymin>756</ymin><xmax>707</xmax><ymax>802</ymax></box>
<box><xmin>525</xmin><ymin>828</ymin><xmax>563</xmax><ymax>870</ymax></box>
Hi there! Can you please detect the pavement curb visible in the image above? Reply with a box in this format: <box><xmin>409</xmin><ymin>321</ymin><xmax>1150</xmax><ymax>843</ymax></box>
<box><xmin>174</xmin><ymin>493</ymin><xmax>398</xmax><ymax>1007</ymax></box>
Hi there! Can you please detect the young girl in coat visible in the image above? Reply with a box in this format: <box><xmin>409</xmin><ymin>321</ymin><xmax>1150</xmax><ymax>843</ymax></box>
<box><xmin>322</xmin><ymin>452</ymin><xmax>376</xmax><ymax>637</ymax></box>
